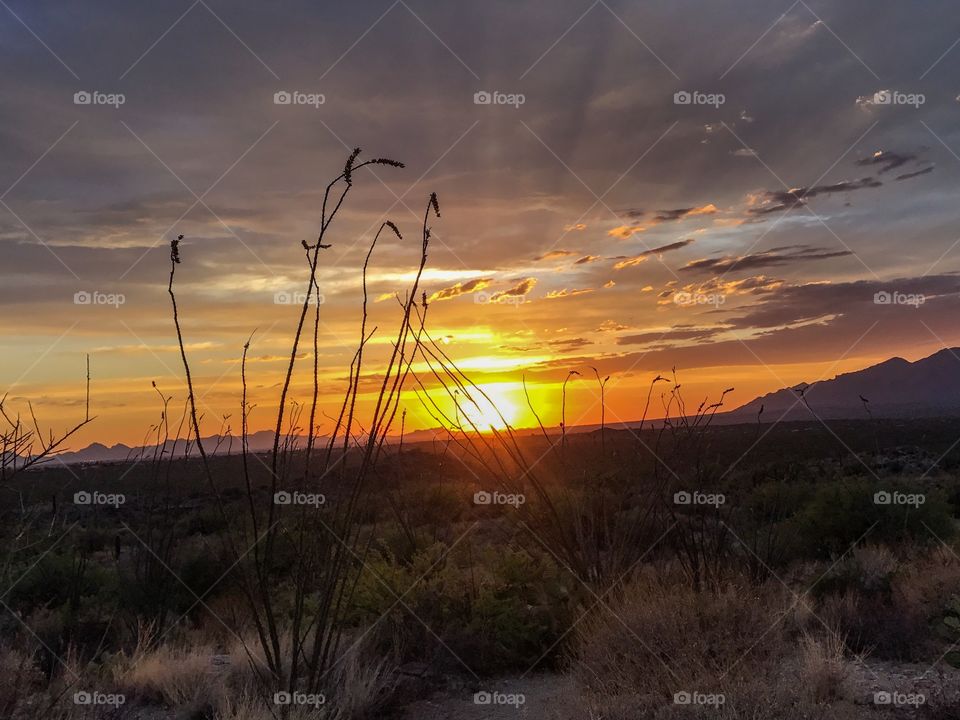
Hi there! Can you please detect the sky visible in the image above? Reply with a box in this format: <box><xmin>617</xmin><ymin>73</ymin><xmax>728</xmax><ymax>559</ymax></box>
<box><xmin>2</xmin><ymin>0</ymin><xmax>960</xmax><ymax>447</ymax></box>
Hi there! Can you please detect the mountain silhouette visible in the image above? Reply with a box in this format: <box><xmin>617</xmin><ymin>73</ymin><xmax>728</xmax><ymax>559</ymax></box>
<box><xmin>730</xmin><ymin>348</ymin><xmax>960</xmax><ymax>422</ymax></box>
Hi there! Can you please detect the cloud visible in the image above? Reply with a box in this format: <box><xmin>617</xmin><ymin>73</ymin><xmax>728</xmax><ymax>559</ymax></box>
<box><xmin>613</xmin><ymin>238</ymin><xmax>695</xmax><ymax>269</ymax></box>
<box><xmin>598</xmin><ymin>320</ymin><xmax>629</xmax><ymax>332</ymax></box>
<box><xmin>608</xmin><ymin>205</ymin><xmax>717</xmax><ymax>239</ymax></box>
<box><xmin>535</xmin><ymin>249</ymin><xmax>578</xmax><ymax>261</ymax></box>
<box><xmin>724</xmin><ymin>275</ymin><xmax>960</xmax><ymax>331</ymax></box>
<box><xmin>747</xmin><ymin>178</ymin><xmax>882</xmax><ymax>214</ymax></box>
<box><xmin>613</xmin><ymin>256</ymin><xmax>648</xmax><ymax>270</ymax></box>
<box><xmin>855</xmin><ymin>149</ymin><xmax>918</xmax><ymax>174</ymax></box>
<box><xmin>428</xmin><ymin>276</ymin><xmax>494</xmax><ymax>301</ymax></box>
<box><xmin>617</xmin><ymin>327</ymin><xmax>721</xmax><ymax>346</ymax></box>
<box><xmin>549</xmin><ymin>337</ymin><xmax>593</xmax><ymax>350</ymax></box>
<box><xmin>731</xmin><ymin>148</ymin><xmax>757</xmax><ymax>157</ymax></box>
<box><xmin>545</xmin><ymin>287</ymin><xmax>594</xmax><ymax>299</ymax></box>
<box><xmin>551</xmin><ymin>275</ymin><xmax>960</xmax><ymax>377</ymax></box>
<box><xmin>654</xmin><ymin>204</ymin><xmax>718</xmax><ymax>222</ymax></box>
<box><xmin>564</xmin><ymin>223</ymin><xmax>587</xmax><ymax>231</ymax></box>
<box><xmin>682</xmin><ymin>246</ymin><xmax>852</xmax><ymax>273</ymax></box>
<box><xmin>575</xmin><ymin>255</ymin><xmax>602</xmax><ymax>264</ymax></box>
<box><xmin>490</xmin><ymin>277</ymin><xmax>537</xmax><ymax>301</ymax></box>
<box><xmin>608</xmin><ymin>224</ymin><xmax>648</xmax><ymax>239</ymax></box>
<box><xmin>895</xmin><ymin>166</ymin><xmax>935</xmax><ymax>181</ymax></box>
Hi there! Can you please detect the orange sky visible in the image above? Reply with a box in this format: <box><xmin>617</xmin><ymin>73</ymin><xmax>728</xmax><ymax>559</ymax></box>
<box><xmin>3</xmin><ymin>1</ymin><xmax>960</xmax><ymax>448</ymax></box>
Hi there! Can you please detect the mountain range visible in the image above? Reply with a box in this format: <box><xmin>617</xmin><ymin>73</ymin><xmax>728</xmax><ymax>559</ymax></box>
<box><xmin>43</xmin><ymin>348</ymin><xmax>960</xmax><ymax>465</ymax></box>
<box><xmin>728</xmin><ymin>348</ymin><xmax>960</xmax><ymax>422</ymax></box>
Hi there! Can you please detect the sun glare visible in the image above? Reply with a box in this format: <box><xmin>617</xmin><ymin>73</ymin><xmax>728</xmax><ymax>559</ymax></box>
<box><xmin>455</xmin><ymin>382</ymin><xmax>525</xmax><ymax>431</ymax></box>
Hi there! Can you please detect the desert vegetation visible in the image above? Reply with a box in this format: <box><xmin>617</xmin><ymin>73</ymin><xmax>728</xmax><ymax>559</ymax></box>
<box><xmin>2</xmin><ymin>152</ymin><xmax>960</xmax><ymax>719</ymax></box>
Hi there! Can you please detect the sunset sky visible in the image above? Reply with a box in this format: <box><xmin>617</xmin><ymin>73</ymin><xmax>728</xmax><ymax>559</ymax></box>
<box><xmin>2</xmin><ymin>0</ymin><xmax>960</xmax><ymax>447</ymax></box>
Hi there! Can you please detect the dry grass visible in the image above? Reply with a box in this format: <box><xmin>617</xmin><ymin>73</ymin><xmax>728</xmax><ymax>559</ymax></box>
<box><xmin>114</xmin><ymin>642</ymin><xmax>223</xmax><ymax>708</ymax></box>
<box><xmin>798</xmin><ymin>632</ymin><xmax>849</xmax><ymax>703</ymax></box>
<box><xmin>570</xmin><ymin>568</ymin><xmax>872</xmax><ymax>718</ymax></box>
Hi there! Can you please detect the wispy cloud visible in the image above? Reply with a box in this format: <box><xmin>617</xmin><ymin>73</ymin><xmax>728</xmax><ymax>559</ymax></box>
<box><xmin>429</xmin><ymin>277</ymin><xmax>494</xmax><ymax>301</ymax></box>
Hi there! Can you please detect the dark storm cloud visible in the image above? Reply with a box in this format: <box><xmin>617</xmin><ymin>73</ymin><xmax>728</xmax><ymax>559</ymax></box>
<box><xmin>682</xmin><ymin>246</ymin><xmax>852</xmax><ymax>274</ymax></box>
<box><xmin>855</xmin><ymin>150</ymin><xmax>917</xmax><ymax>175</ymax></box>
<box><xmin>643</xmin><ymin>238</ymin><xmax>696</xmax><ymax>255</ymax></box>
<box><xmin>748</xmin><ymin>177</ymin><xmax>882</xmax><ymax>215</ymax></box>
<box><xmin>528</xmin><ymin>275</ymin><xmax>960</xmax><ymax>378</ymax></box>
<box><xmin>895</xmin><ymin>166</ymin><xmax>935</xmax><ymax>181</ymax></box>
<box><xmin>724</xmin><ymin>275</ymin><xmax>960</xmax><ymax>331</ymax></box>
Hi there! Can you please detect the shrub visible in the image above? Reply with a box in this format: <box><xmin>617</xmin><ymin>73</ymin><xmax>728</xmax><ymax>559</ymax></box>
<box><xmin>795</xmin><ymin>479</ymin><xmax>954</xmax><ymax>559</ymax></box>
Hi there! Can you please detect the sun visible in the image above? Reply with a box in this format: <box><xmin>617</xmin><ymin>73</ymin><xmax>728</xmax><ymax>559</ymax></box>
<box><xmin>455</xmin><ymin>382</ymin><xmax>524</xmax><ymax>431</ymax></box>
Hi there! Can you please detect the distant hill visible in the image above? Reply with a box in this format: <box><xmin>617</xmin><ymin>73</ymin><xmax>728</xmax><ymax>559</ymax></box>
<box><xmin>729</xmin><ymin>348</ymin><xmax>960</xmax><ymax>422</ymax></box>
<box><xmin>51</xmin><ymin>429</ymin><xmax>287</xmax><ymax>466</ymax></box>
